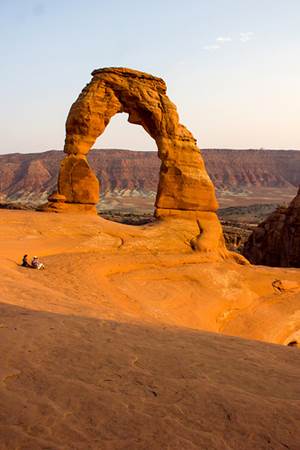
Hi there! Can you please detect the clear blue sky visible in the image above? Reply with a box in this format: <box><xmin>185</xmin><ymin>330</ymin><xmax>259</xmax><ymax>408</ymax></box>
<box><xmin>0</xmin><ymin>0</ymin><xmax>299</xmax><ymax>153</ymax></box>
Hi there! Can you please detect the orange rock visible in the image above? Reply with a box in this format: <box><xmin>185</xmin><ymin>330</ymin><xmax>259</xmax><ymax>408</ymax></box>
<box><xmin>58</xmin><ymin>155</ymin><xmax>99</xmax><ymax>204</ymax></box>
<box><xmin>45</xmin><ymin>67</ymin><xmax>246</xmax><ymax>261</ymax></box>
<box><xmin>47</xmin><ymin>192</ymin><xmax>66</xmax><ymax>203</ymax></box>
<box><xmin>57</xmin><ymin>67</ymin><xmax>218</xmax><ymax>213</ymax></box>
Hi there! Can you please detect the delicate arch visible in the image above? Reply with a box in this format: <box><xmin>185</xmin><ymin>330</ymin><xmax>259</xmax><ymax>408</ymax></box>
<box><xmin>56</xmin><ymin>67</ymin><xmax>218</xmax><ymax>215</ymax></box>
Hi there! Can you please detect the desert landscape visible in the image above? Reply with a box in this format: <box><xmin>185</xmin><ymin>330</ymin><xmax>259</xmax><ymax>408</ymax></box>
<box><xmin>0</xmin><ymin>64</ymin><xmax>300</xmax><ymax>450</ymax></box>
<box><xmin>1</xmin><ymin>209</ymin><xmax>300</xmax><ymax>449</ymax></box>
<box><xmin>1</xmin><ymin>146</ymin><xmax>299</xmax><ymax>254</ymax></box>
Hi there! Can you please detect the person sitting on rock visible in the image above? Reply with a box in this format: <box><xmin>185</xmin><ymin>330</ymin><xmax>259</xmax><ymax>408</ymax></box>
<box><xmin>31</xmin><ymin>256</ymin><xmax>45</xmax><ymax>270</ymax></box>
<box><xmin>21</xmin><ymin>254</ymin><xmax>31</xmax><ymax>268</ymax></box>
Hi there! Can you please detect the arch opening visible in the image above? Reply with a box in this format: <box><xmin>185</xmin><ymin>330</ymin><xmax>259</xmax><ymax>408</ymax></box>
<box><xmin>94</xmin><ymin>113</ymin><xmax>157</xmax><ymax>152</ymax></box>
<box><xmin>88</xmin><ymin>113</ymin><xmax>160</xmax><ymax>224</ymax></box>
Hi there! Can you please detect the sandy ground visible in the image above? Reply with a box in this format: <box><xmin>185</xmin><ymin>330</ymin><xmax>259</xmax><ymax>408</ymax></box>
<box><xmin>0</xmin><ymin>210</ymin><xmax>300</xmax><ymax>449</ymax></box>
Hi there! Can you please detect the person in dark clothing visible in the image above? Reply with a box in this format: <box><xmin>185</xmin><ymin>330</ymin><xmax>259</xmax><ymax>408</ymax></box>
<box><xmin>21</xmin><ymin>254</ymin><xmax>31</xmax><ymax>267</ymax></box>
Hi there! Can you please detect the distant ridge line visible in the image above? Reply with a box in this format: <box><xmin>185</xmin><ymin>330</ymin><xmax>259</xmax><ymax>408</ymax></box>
<box><xmin>0</xmin><ymin>148</ymin><xmax>299</xmax><ymax>204</ymax></box>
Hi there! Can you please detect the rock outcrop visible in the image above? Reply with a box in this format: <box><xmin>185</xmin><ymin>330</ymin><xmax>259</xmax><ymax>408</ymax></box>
<box><xmin>54</xmin><ymin>67</ymin><xmax>218</xmax><ymax>215</ymax></box>
<box><xmin>243</xmin><ymin>187</ymin><xmax>300</xmax><ymax>267</ymax></box>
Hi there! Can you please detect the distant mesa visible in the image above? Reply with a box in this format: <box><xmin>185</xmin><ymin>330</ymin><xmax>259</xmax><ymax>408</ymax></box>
<box><xmin>243</xmin><ymin>187</ymin><xmax>300</xmax><ymax>267</ymax></box>
<box><xmin>0</xmin><ymin>149</ymin><xmax>299</xmax><ymax>206</ymax></box>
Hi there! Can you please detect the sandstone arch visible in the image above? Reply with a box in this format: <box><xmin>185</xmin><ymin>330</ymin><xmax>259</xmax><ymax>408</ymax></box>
<box><xmin>55</xmin><ymin>67</ymin><xmax>218</xmax><ymax>215</ymax></box>
<box><xmin>47</xmin><ymin>67</ymin><xmax>249</xmax><ymax>262</ymax></box>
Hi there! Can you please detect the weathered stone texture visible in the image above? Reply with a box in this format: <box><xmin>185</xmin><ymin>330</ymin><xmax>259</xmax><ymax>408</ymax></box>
<box><xmin>58</xmin><ymin>155</ymin><xmax>99</xmax><ymax>204</ymax></box>
<box><xmin>243</xmin><ymin>187</ymin><xmax>300</xmax><ymax>267</ymax></box>
<box><xmin>57</xmin><ymin>67</ymin><xmax>218</xmax><ymax>213</ymax></box>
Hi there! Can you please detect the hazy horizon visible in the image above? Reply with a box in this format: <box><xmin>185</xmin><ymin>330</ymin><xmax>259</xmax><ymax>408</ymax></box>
<box><xmin>1</xmin><ymin>147</ymin><xmax>300</xmax><ymax>157</ymax></box>
<box><xmin>1</xmin><ymin>0</ymin><xmax>300</xmax><ymax>154</ymax></box>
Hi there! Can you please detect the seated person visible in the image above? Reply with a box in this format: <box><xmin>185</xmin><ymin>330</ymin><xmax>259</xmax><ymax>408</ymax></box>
<box><xmin>21</xmin><ymin>254</ymin><xmax>31</xmax><ymax>267</ymax></box>
<box><xmin>31</xmin><ymin>256</ymin><xmax>45</xmax><ymax>270</ymax></box>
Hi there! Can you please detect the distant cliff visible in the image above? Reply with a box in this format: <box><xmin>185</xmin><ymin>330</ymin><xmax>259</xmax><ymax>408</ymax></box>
<box><xmin>0</xmin><ymin>148</ymin><xmax>299</xmax><ymax>204</ymax></box>
<box><xmin>243</xmin><ymin>188</ymin><xmax>300</xmax><ymax>267</ymax></box>
<box><xmin>203</xmin><ymin>149</ymin><xmax>300</xmax><ymax>189</ymax></box>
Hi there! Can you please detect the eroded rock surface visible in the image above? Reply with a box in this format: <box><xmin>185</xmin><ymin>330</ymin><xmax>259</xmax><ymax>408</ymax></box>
<box><xmin>243</xmin><ymin>187</ymin><xmax>300</xmax><ymax>267</ymax></box>
<box><xmin>57</xmin><ymin>67</ymin><xmax>218</xmax><ymax>213</ymax></box>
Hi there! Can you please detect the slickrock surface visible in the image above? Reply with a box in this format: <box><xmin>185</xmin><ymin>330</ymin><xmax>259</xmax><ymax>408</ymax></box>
<box><xmin>0</xmin><ymin>209</ymin><xmax>300</xmax><ymax>449</ymax></box>
<box><xmin>0</xmin><ymin>210</ymin><xmax>299</xmax><ymax>344</ymax></box>
<box><xmin>1</xmin><ymin>307</ymin><xmax>300</xmax><ymax>450</ymax></box>
<box><xmin>244</xmin><ymin>187</ymin><xmax>300</xmax><ymax>267</ymax></box>
<box><xmin>58</xmin><ymin>67</ymin><xmax>218</xmax><ymax>213</ymax></box>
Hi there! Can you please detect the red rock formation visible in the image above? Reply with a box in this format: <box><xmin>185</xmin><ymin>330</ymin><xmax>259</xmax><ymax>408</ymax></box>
<box><xmin>56</xmin><ymin>67</ymin><xmax>218</xmax><ymax>214</ymax></box>
<box><xmin>58</xmin><ymin>155</ymin><xmax>99</xmax><ymax>204</ymax></box>
<box><xmin>243</xmin><ymin>187</ymin><xmax>300</xmax><ymax>267</ymax></box>
<box><xmin>46</xmin><ymin>67</ymin><xmax>249</xmax><ymax>260</ymax></box>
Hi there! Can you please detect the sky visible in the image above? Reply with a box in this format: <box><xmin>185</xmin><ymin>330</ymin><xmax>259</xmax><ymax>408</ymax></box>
<box><xmin>0</xmin><ymin>0</ymin><xmax>300</xmax><ymax>154</ymax></box>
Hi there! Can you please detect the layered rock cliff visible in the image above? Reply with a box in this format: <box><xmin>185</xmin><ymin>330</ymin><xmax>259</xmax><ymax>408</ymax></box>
<box><xmin>243</xmin><ymin>187</ymin><xmax>300</xmax><ymax>267</ymax></box>
<box><xmin>206</xmin><ymin>149</ymin><xmax>300</xmax><ymax>188</ymax></box>
<box><xmin>0</xmin><ymin>149</ymin><xmax>299</xmax><ymax>204</ymax></box>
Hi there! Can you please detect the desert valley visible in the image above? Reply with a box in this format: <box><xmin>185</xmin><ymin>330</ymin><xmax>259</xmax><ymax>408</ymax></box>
<box><xmin>0</xmin><ymin>65</ymin><xmax>300</xmax><ymax>450</ymax></box>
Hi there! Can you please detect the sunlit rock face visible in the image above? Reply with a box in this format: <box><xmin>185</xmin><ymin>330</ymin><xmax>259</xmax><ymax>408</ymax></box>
<box><xmin>49</xmin><ymin>67</ymin><xmax>250</xmax><ymax>262</ymax></box>
<box><xmin>58</xmin><ymin>67</ymin><xmax>218</xmax><ymax>213</ymax></box>
<box><xmin>244</xmin><ymin>187</ymin><xmax>300</xmax><ymax>267</ymax></box>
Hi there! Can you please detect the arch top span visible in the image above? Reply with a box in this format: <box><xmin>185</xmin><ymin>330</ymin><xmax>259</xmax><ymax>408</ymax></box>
<box><xmin>57</xmin><ymin>67</ymin><xmax>218</xmax><ymax>214</ymax></box>
<box><xmin>91</xmin><ymin>67</ymin><xmax>167</xmax><ymax>88</ymax></box>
